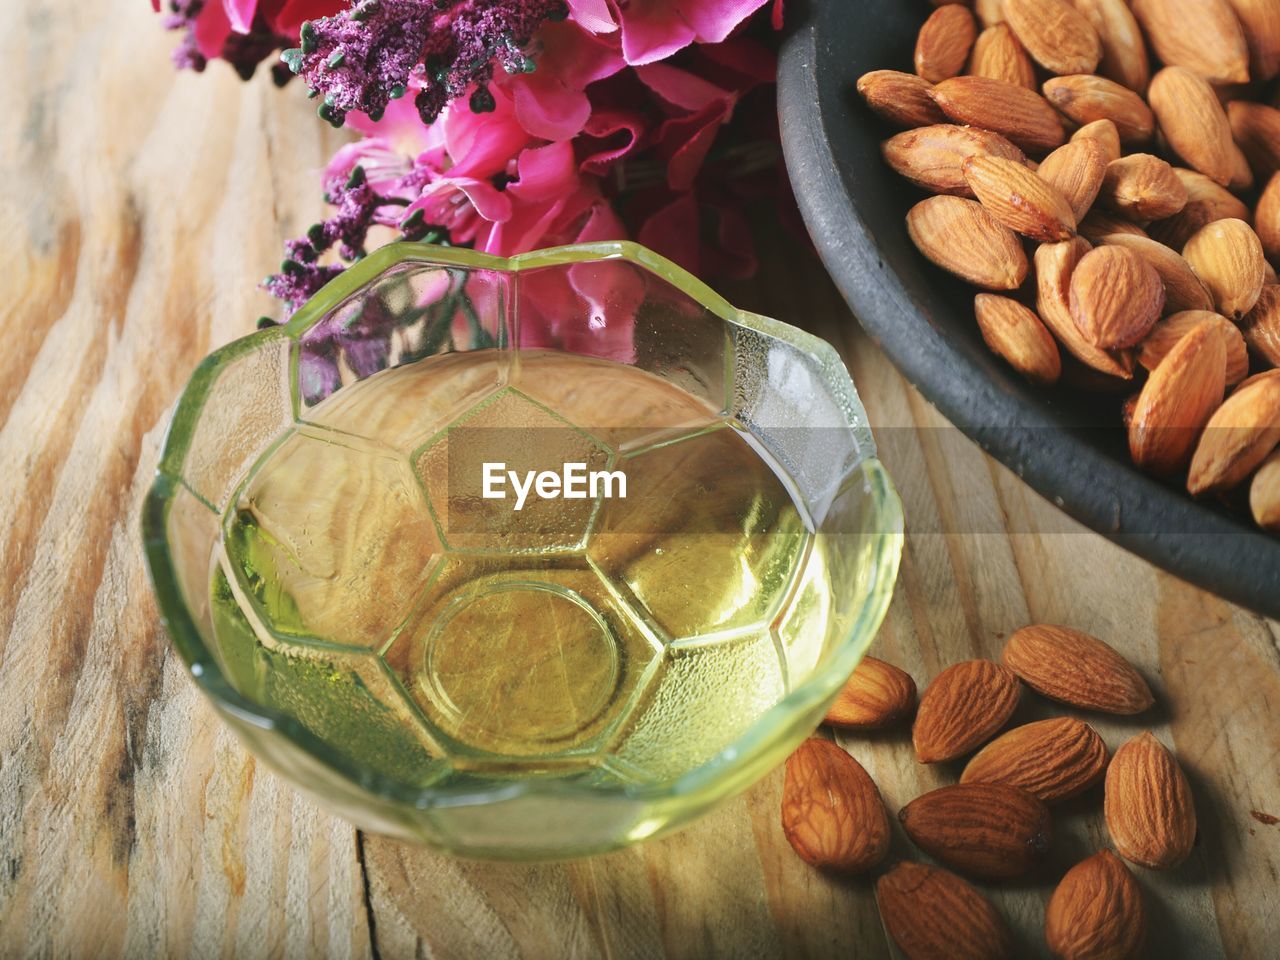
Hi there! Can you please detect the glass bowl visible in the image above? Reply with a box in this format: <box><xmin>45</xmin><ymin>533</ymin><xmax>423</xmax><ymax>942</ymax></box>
<box><xmin>142</xmin><ymin>241</ymin><xmax>903</xmax><ymax>859</ymax></box>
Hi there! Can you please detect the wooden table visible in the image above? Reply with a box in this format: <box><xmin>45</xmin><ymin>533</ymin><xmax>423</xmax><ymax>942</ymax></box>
<box><xmin>3</xmin><ymin>1</ymin><xmax>1278</xmax><ymax>956</ymax></box>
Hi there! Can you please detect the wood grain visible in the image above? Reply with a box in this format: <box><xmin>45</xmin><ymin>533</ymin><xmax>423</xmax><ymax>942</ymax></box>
<box><xmin>2</xmin><ymin>0</ymin><xmax>1279</xmax><ymax>956</ymax></box>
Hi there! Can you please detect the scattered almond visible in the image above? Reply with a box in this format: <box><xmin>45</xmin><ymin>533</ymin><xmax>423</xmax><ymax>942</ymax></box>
<box><xmin>1042</xmin><ymin>74</ymin><xmax>1154</xmax><ymax>144</ymax></box>
<box><xmin>1002</xmin><ymin>624</ymin><xmax>1153</xmax><ymax>714</ymax></box>
<box><xmin>781</xmin><ymin>738</ymin><xmax>890</xmax><ymax>873</ymax></box>
<box><xmin>1229</xmin><ymin>140</ymin><xmax>1256</xmax><ymax>192</ymax></box>
<box><xmin>963</xmin><ymin>155</ymin><xmax>1077</xmax><ymax>241</ymax></box>
<box><xmin>1105</xmin><ymin>732</ymin><xmax>1197</xmax><ymax>870</ymax></box>
<box><xmin>1228</xmin><ymin>100</ymin><xmax>1280</xmax><ymax>181</ymax></box>
<box><xmin>1186</xmin><ymin>373</ymin><xmax>1280</xmax><ymax>494</ymax></box>
<box><xmin>1039</xmin><ymin>139</ymin><xmax>1108</xmax><ymax>221</ymax></box>
<box><xmin>1071</xmin><ymin>118</ymin><xmax>1122</xmax><ymax>164</ymax></box>
<box><xmin>1224</xmin><ymin>0</ymin><xmax>1280</xmax><ymax>83</ymax></box>
<box><xmin>883</xmin><ymin>124</ymin><xmax>1030</xmax><ymax>197</ymax></box>
<box><xmin>1070</xmin><ymin>0</ymin><xmax>1151</xmax><ymax>92</ymax></box>
<box><xmin>1139</xmin><ymin>310</ymin><xmax>1248</xmax><ymax>385</ymax></box>
<box><xmin>1130</xmin><ymin>0</ymin><xmax>1250</xmax><ymax>84</ymax></box>
<box><xmin>1250</xmin><ymin>450</ymin><xmax>1280</xmax><ymax>530</ymax></box>
<box><xmin>916</xmin><ymin>4</ymin><xmax>979</xmax><ymax>84</ymax></box>
<box><xmin>1069</xmin><ymin>245</ymin><xmax>1165</xmax><ymax>349</ymax></box>
<box><xmin>1102</xmin><ymin>234</ymin><xmax>1214</xmax><ymax>313</ymax></box>
<box><xmin>1257</xmin><ymin>173</ymin><xmax>1280</xmax><ymax>263</ymax></box>
<box><xmin>1148</xmin><ymin>168</ymin><xmax>1251</xmax><ymax>249</ymax></box>
<box><xmin>961</xmin><ymin>717</ymin><xmax>1109</xmax><ymax>803</ymax></box>
<box><xmin>1036</xmin><ymin>238</ymin><xmax>1137</xmax><ymax>378</ymax></box>
<box><xmin>975</xmin><ymin>294</ymin><xmax>1063</xmax><ymax>385</ymax></box>
<box><xmin>824</xmin><ymin>656</ymin><xmax>918</xmax><ymax>730</ymax></box>
<box><xmin>876</xmin><ymin>862</ymin><xmax>1015</xmax><ymax>960</ymax></box>
<box><xmin>1241</xmin><ymin>284</ymin><xmax>1280</xmax><ymax>366</ymax></box>
<box><xmin>857</xmin><ymin>70</ymin><xmax>949</xmax><ymax>128</ymax></box>
<box><xmin>900</xmin><ymin>783</ymin><xmax>1052</xmax><ymax>879</ymax></box>
<box><xmin>1099</xmin><ymin>153</ymin><xmax>1188</xmax><ymax>221</ymax></box>
<box><xmin>1183</xmin><ymin>218</ymin><xmax>1267</xmax><ymax>319</ymax></box>
<box><xmin>1077</xmin><ymin>209</ymin><xmax>1147</xmax><ymax>242</ymax></box>
<box><xmin>970</xmin><ymin>23</ymin><xmax>1037</xmax><ymax>89</ymax></box>
<box><xmin>1147</xmin><ymin>66</ymin><xmax>1237</xmax><ymax>186</ymax></box>
<box><xmin>907</xmin><ymin>196</ymin><xmax>1029</xmax><ymax>290</ymax></box>
<box><xmin>1045</xmin><ymin>851</ymin><xmax>1146</xmax><ymax>960</ymax></box>
<box><xmin>1004</xmin><ymin>0</ymin><xmax>1102</xmax><ymax>75</ymax></box>
<box><xmin>930</xmin><ymin>76</ymin><xmax>1067</xmax><ymax>154</ymax></box>
<box><xmin>913</xmin><ymin>660</ymin><xmax>1022</xmax><ymax>763</ymax></box>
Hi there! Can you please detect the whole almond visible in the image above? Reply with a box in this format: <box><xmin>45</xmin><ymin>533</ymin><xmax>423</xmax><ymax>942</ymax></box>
<box><xmin>1227</xmin><ymin>100</ymin><xmax>1280</xmax><ymax>181</ymax></box>
<box><xmin>1042</xmin><ymin>75</ymin><xmax>1154</xmax><ymax>144</ymax></box>
<box><xmin>1129</xmin><ymin>320</ymin><xmax>1228</xmax><ymax>473</ymax></box>
<box><xmin>963</xmin><ymin>155</ymin><xmax>1078</xmax><ymax>240</ymax></box>
<box><xmin>975</xmin><ymin>294</ymin><xmax>1064</xmax><ymax>384</ymax></box>
<box><xmin>876</xmin><ymin>862</ymin><xmax>1015</xmax><ymax>960</ymax></box>
<box><xmin>1187</xmin><ymin>373</ymin><xmax>1280</xmax><ymax>494</ymax></box>
<box><xmin>961</xmin><ymin>717</ymin><xmax>1109</xmax><ymax>803</ymax></box>
<box><xmin>884</xmin><ymin>124</ymin><xmax>1030</xmax><ymax>196</ymax></box>
<box><xmin>1036</xmin><ymin>237</ymin><xmax>1136</xmax><ymax>378</ymax></box>
<box><xmin>1039</xmin><ymin>139</ymin><xmax>1108</xmax><ymax>221</ymax></box>
<box><xmin>1148</xmin><ymin>169</ymin><xmax>1252</xmax><ymax>249</ymax></box>
<box><xmin>1070</xmin><ymin>0</ymin><xmax>1151</xmax><ymax>92</ymax></box>
<box><xmin>907</xmin><ymin>196</ymin><xmax>1029</xmax><ymax>289</ymax></box>
<box><xmin>1078</xmin><ymin>209</ymin><xmax>1147</xmax><ymax>242</ymax></box>
<box><xmin>1225</xmin><ymin>0</ymin><xmax>1280</xmax><ymax>82</ymax></box>
<box><xmin>1045</xmin><ymin>851</ymin><xmax>1146</xmax><ymax>960</ymax></box>
<box><xmin>1139</xmin><ymin>310</ymin><xmax>1249</xmax><ymax>384</ymax></box>
<box><xmin>1130</xmin><ymin>0</ymin><xmax>1250</xmax><ymax>84</ymax></box>
<box><xmin>1070</xmin><ymin>246</ymin><xmax>1165</xmax><ymax>349</ymax></box>
<box><xmin>1105</xmin><ymin>732</ymin><xmax>1197</xmax><ymax>870</ymax></box>
<box><xmin>970</xmin><ymin>23</ymin><xmax>1037</xmax><ymax>89</ymax></box>
<box><xmin>1250</xmin><ymin>450</ymin><xmax>1280</xmax><ymax>530</ymax></box>
<box><xmin>1004</xmin><ymin>0</ymin><xmax>1101</xmax><ymax>75</ymax></box>
<box><xmin>916</xmin><ymin>4</ymin><xmax>979</xmax><ymax>83</ymax></box>
<box><xmin>1099</xmin><ymin>154</ymin><xmax>1188</xmax><ymax>221</ymax></box>
<box><xmin>857</xmin><ymin>70</ymin><xmax>949</xmax><ymax>128</ymax></box>
<box><xmin>1147</xmin><ymin>67</ymin><xmax>1237</xmax><ymax>186</ymax></box>
<box><xmin>781</xmin><ymin>738</ymin><xmax>890</xmax><ymax>873</ymax></box>
<box><xmin>930</xmin><ymin>76</ymin><xmax>1067</xmax><ymax>154</ymax></box>
<box><xmin>1257</xmin><ymin>173</ymin><xmax>1280</xmax><ymax>263</ymax></box>
<box><xmin>825</xmin><ymin>656</ymin><xmax>918</xmax><ymax>729</ymax></box>
<box><xmin>1229</xmin><ymin>141</ymin><xmax>1255</xmax><ymax>192</ymax></box>
<box><xmin>1183</xmin><ymin>218</ymin><xmax>1267</xmax><ymax>318</ymax></box>
<box><xmin>1241</xmin><ymin>284</ymin><xmax>1280</xmax><ymax>366</ymax></box>
<box><xmin>913</xmin><ymin>660</ymin><xmax>1022</xmax><ymax>763</ymax></box>
<box><xmin>1103</xmin><ymin>235</ymin><xmax>1214</xmax><ymax>313</ymax></box>
<box><xmin>900</xmin><ymin>783</ymin><xmax>1052</xmax><ymax>879</ymax></box>
<box><xmin>1003</xmin><ymin>624</ymin><xmax>1154</xmax><ymax>714</ymax></box>
<box><xmin>1071</xmin><ymin>118</ymin><xmax>1122</xmax><ymax>164</ymax></box>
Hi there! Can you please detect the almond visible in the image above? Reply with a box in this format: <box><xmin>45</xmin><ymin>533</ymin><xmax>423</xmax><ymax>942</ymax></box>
<box><xmin>1071</xmin><ymin>118</ymin><xmax>1122</xmax><ymax>164</ymax></box>
<box><xmin>1250</xmin><ymin>450</ymin><xmax>1280</xmax><ymax>530</ymax></box>
<box><xmin>1139</xmin><ymin>310</ymin><xmax>1248</xmax><ymax>385</ymax></box>
<box><xmin>1078</xmin><ymin>209</ymin><xmax>1147</xmax><ymax>242</ymax></box>
<box><xmin>961</xmin><ymin>717</ymin><xmax>1108</xmax><ymax>803</ymax></box>
<box><xmin>1042</xmin><ymin>75</ymin><xmax>1154</xmax><ymax>144</ymax></box>
<box><xmin>1045</xmin><ymin>851</ymin><xmax>1146</xmax><ymax>960</ymax></box>
<box><xmin>1039</xmin><ymin>138</ymin><xmax>1108</xmax><ymax>221</ymax></box>
<box><xmin>1257</xmin><ymin>173</ymin><xmax>1280</xmax><ymax>263</ymax></box>
<box><xmin>913</xmin><ymin>660</ymin><xmax>1022</xmax><ymax>763</ymax></box>
<box><xmin>1227</xmin><ymin>100</ymin><xmax>1280</xmax><ymax>181</ymax></box>
<box><xmin>976</xmin><ymin>0</ymin><xmax>1006</xmax><ymax>27</ymax></box>
<box><xmin>1105</xmin><ymin>732</ymin><xmax>1197</xmax><ymax>870</ymax></box>
<box><xmin>916</xmin><ymin>4</ymin><xmax>980</xmax><ymax>83</ymax></box>
<box><xmin>824</xmin><ymin>656</ymin><xmax>918</xmax><ymax>729</ymax></box>
<box><xmin>1130</xmin><ymin>0</ymin><xmax>1250</xmax><ymax>84</ymax></box>
<box><xmin>1102</xmin><ymin>235</ymin><xmax>1214</xmax><ymax>313</ymax></box>
<box><xmin>1147</xmin><ymin>67</ymin><xmax>1237</xmax><ymax>186</ymax></box>
<box><xmin>1241</xmin><ymin>284</ymin><xmax>1280</xmax><ymax>366</ymax></box>
<box><xmin>876</xmin><ymin>862</ymin><xmax>1015</xmax><ymax>960</ymax></box>
<box><xmin>884</xmin><ymin>124</ymin><xmax>1030</xmax><ymax>196</ymax></box>
<box><xmin>900</xmin><ymin>783</ymin><xmax>1052</xmax><ymax>879</ymax></box>
<box><xmin>1004</xmin><ymin>0</ymin><xmax>1101</xmax><ymax>75</ymax></box>
<box><xmin>931</xmin><ymin>76</ymin><xmax>1068</xmax><ymax>154</ymax></box>
<box><xmin>969</xmin><ymin>23</ymin><xmax>1037</xmax><ymax>89</ymax></box>
<box><xmin>1186</xmin><ymin>373</ymin><xmax>1280</xmax><ymax>493</ymax></box>
<box><xmin>1036</xmin><ymin>237</ymin><xmax>1137</xmax><ymax>377</ymax></box>
<box><xmin>1070</xmin><ymin>0</ymin><xmax>1151</xmax><ymax>92</ymax></box>
<box><xmin>907</xmin><ymin>195</ymin><xmax>1029</xmax><ymax>289</ymax></box>
<box><xmin>1183</xmin><ymin>218</ymin><xmax>1267</xmax><ymax>318</ymax></box>
<box><xmin>1002</xmin><ymin>624</ymin><xmax>1154</xmax><ymax>714</ymax></box>
<box><xmin>963</xmin><ymin>155</ymin><xmax>1078</xmax><ymax>240</ymax></box>
<box><xmin>1148</xmin><ymin>169</ymin><xmax>1252</xmax><ymax>249</ymax></box>
<box><xmin>857</xmin><ymin>70</ymin><xmax>949</xmax><ymax>128</ymax></box>
<box><xmin>1099</xmin><ymin>154</ymin><xmax>1188</xmax><ymax>221</ymax></box>
<box><xmin>1070</xmin><ymin>246</ymin><xmax>1165</xmax><ymax>348</ymax></box>
<box><xmin>1129</xmin><ymin>320</ymin><xmax>1228</xmax><ymax>473</ymax></box>
<box><xmin>975</xmin><ymin>294</ymin><xmax>1064</xmax><ymax>384</ymax></box>
<box><xmin>1225</xmin><ymin>0</ymin><xmax>1280</xmax><ymax>83</ymax></box>
<box><xmin>781</xmin><ymin>738</ymin><xmax>890</xmax><ymax>873</ymax></box>
<box><xmin>1229</xmin><ymin>141</ymin><xmax>1255</xmax><ymax>192</ymax></box>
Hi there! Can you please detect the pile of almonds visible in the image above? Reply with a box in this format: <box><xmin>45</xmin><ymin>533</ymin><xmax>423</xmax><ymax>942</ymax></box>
<box><xmin>856</xmin><ymin>0</ymin><xmax>1280</xmax><ymax>532</ymax></box>
<box><xmin>781</xmin><ymin>624</ymin><xmax>1194</xmax><ymax>959</ymax></box>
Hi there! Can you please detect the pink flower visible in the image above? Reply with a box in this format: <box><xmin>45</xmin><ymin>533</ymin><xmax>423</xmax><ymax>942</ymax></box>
<box><xmin>572</xmin><ymin>0</ymin><xmax>772</xmax><ymax>65</ymax></box>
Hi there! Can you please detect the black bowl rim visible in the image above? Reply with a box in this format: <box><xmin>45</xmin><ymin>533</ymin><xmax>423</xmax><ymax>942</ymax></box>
<box><xmin>776</xmin><ymin>0</ymin><xmax>1280</xmax><ymax>620</ymax></box>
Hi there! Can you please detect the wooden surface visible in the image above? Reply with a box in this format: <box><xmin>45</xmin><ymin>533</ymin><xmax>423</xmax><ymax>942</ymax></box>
<box><xmin>3</xmin><ymin>1</ymin><xmax>1279</xmax><ymax>956</ymax></box>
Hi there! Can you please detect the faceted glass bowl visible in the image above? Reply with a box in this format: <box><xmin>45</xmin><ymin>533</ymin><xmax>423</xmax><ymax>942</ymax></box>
<box><xmin>142</xmin><ymin>241</ymin><xmax>903</xmax><ymax>859</ymax></box>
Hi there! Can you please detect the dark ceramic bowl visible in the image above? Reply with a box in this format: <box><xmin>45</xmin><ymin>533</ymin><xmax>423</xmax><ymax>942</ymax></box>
<box><xmin>776</xmin><ymin>0</ymin><xmax>1280</xmax><ymax>619</ymax></box>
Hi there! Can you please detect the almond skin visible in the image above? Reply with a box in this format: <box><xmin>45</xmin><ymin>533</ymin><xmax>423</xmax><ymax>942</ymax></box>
<box><xmin>913</xmin><ymin>660</ymin><xmax>1022</xmax><ymax>763</ymax></box>
<box><xmin>1241</xmin><ymin>284</ymin><xmax>1280</xmax><ymax>366</ymax></box>
<box><xmin>963</xmin><ymin>154</ymin><xmax>1078</xmax><ymax>241</ymax></box>
<box><xmin>1070</xmin><ymin>0</ymin><xmax>1151</xmax><ymax>92</ymax></box>
<box><xmin>876</xmin><ymin>862</ymin><xmax>1015</xmax><ymax>960</ymax></box>
<box><xmin>1186</xmin><ymin>373</ymin><xmax>1280</xmax><ymax>494</ymax></box>
<box><xmin>1003</xmin><ymin>624</ymin><xmax>1154</xmax><ymax>714</ymax></box>
<box><xmin>1004</xmin><ymin>0</ymin><xmax>1101</xmax><ymax>75</ymax></box>
<box><xmin>976</xmin><ymin>0</ymin><xmax>1006</xmax><ymax>28</ymax></box>
<box><xmin>916</xmin><ymin>4</ymin><xmax>979</xmax><ymax>83</ymax></box>
<box><xmin>908</xmin><ymin>196</ymin><xmax>1029</xmax><ymax>290</ymax></box>
<box><xmin>884</xmin><ymin>124</ymin><xmax>1030</xmax><ymax>197</ymax></box>
<box><xmin>1129</xmin><ymin>320</ymin><xmax>1228</xmax><ymax>473</ymax></box>
<box><xmin>1227</xmin><ymin>100</ymin><xmax>1280</xmax><ymax>181</ymax></box>
<box><xmin>781</xmin><ymin>738</ymin><xmax>890</xmax><ymax>873</ymax></box>
<box><xmin>824</xmin><ymin>656</ymin><xmax>918</xmax><ymax>730</ymax></box>
<box><xmin>1148</xmin><ymin>169</ymin><xmax>1252</xmax><ymax>249</ymax></box>
<box><xmin>1099</xmin><ymin>154</ymin><xmax>1188</xmax><ymax>221</ymax></box>
<box><xmin>900</xmin><ymin>783</ymin><xmax>1052</xmax><ymax>879</ymax></box>
<box><xmin>1036</xmin><ymin>237</ymin><xmax>1136</xmax><ymax>378</ymax></box>
<box><xmin>969</xmin><ymin>24</ymin><xmax>1037</xmax><ymax>89</ymax></box>
<box><xmin>1225</xmin><ymin>0</ymin><xmax>1280</xmax><ymax>82</ymax></box>
<box><xmin>1139</xmin><ymin>310</ymin><xmax>1248</xmax><ymax>385</ymax></box>
<box><xmin>1070</xmin><ymin>246</ymin><xmax>1165</xmax><ymax>349</ymax></box>
<box><xmin>857</xmin><ymin>70</ymin><xmax>949</xmax><ymax>128</ymax></box>
<box><xmin>975</xmin><ymin>294</ymin><xmax>1063</xmax><ymax>385</ymax></box>
<box><xmin>1103</xmin><ymin>235</ymin><xmax>1214</xmax><ymax>313</ymax></box>
<box><xmin>1105</xmin><ymin>732</ymin><xmax>1197</xmax><ymax>870</ymax></box>
<box><xmin>1071</xmin><ymin>118</ymin><xmax>1122</xmax><ymax>164</ymax></box>
<box><xmin>1147</xmin><ymin>67</ymin><xmax>1237</xmax><ymax>187</ymax></box>
<box><xmin>1257</xmin><ymin>173</ymin><xmax>1280</xmax><ymax>264</ymax></box>
<box><xmin>961</xmin><ymin>717</ymin><xmax>1109</xmax><ymax>803</ymax></box>
<box><xmin>1038</xmin><ymin>138</ymin><xmax>1108</xmax><ymax>221</ymax></box>
<box><xmin>1078</xmin><ymin>209</ymin><xmax>1147</xmax><ymax>242</ymax></box>
<box><xmin>1183</xmin><ymin>218</ymin><xmax>1267</xmax><ymax>319</ymax></box>
<box><xmin>1130</xmin><ymin>0</ymin><xmax>1250</xmax><ymax>85</ymax></box>
<box><xmin>1045</xmin><ymin>851</ymin><xmax>1146</xmax><ymax>960</ymax></box>
<box><xmin>1042</xmin><ymin>75</ymin><xmax>1154</xmax><ymax>144</ymax></box>
<box><xmin>1250</xmin><ymin>450</ymin><xmax>1280</xmax><ymax>531</ymax></box>
<box><xmin>930</xmin><ymin>76</ymin><xmax>1067</xmax><ymax>154</ymax></box>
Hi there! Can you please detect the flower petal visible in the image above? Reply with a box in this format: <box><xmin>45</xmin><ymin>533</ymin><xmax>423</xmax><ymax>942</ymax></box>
<box><xmin>566</xmin><ymin>0</ymin><xmax>618</xmax><ymax>33</ymax></box>
<box><xmin>679</xmin><ymin>0</ymin><xmax>771</xmax><ymax>43</ymax></box>
<box><xmin>616</xmin><ymin>0</ymin><xmax>696</xmax><ymax>65</ymax></box>
<box><xmin>222</xmin><ymin>0</ymin><xmax>257</xmax><ymax>34</ymax></box>
<box><xmin>634</xmin><ymin>62</ymin><xmax>731</xmax><ymax>111</ymax></box>
<box><xmin>638</xmin><ymin>193</ymin><xmax>700</xmax><ymax>274</ymax></box>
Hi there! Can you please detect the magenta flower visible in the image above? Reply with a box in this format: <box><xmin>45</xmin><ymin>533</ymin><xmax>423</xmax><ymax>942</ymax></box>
<box><xmin>593</xmin><ymin>0</ymin><xmax>773</xmax><ymax>65</ymax></box>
